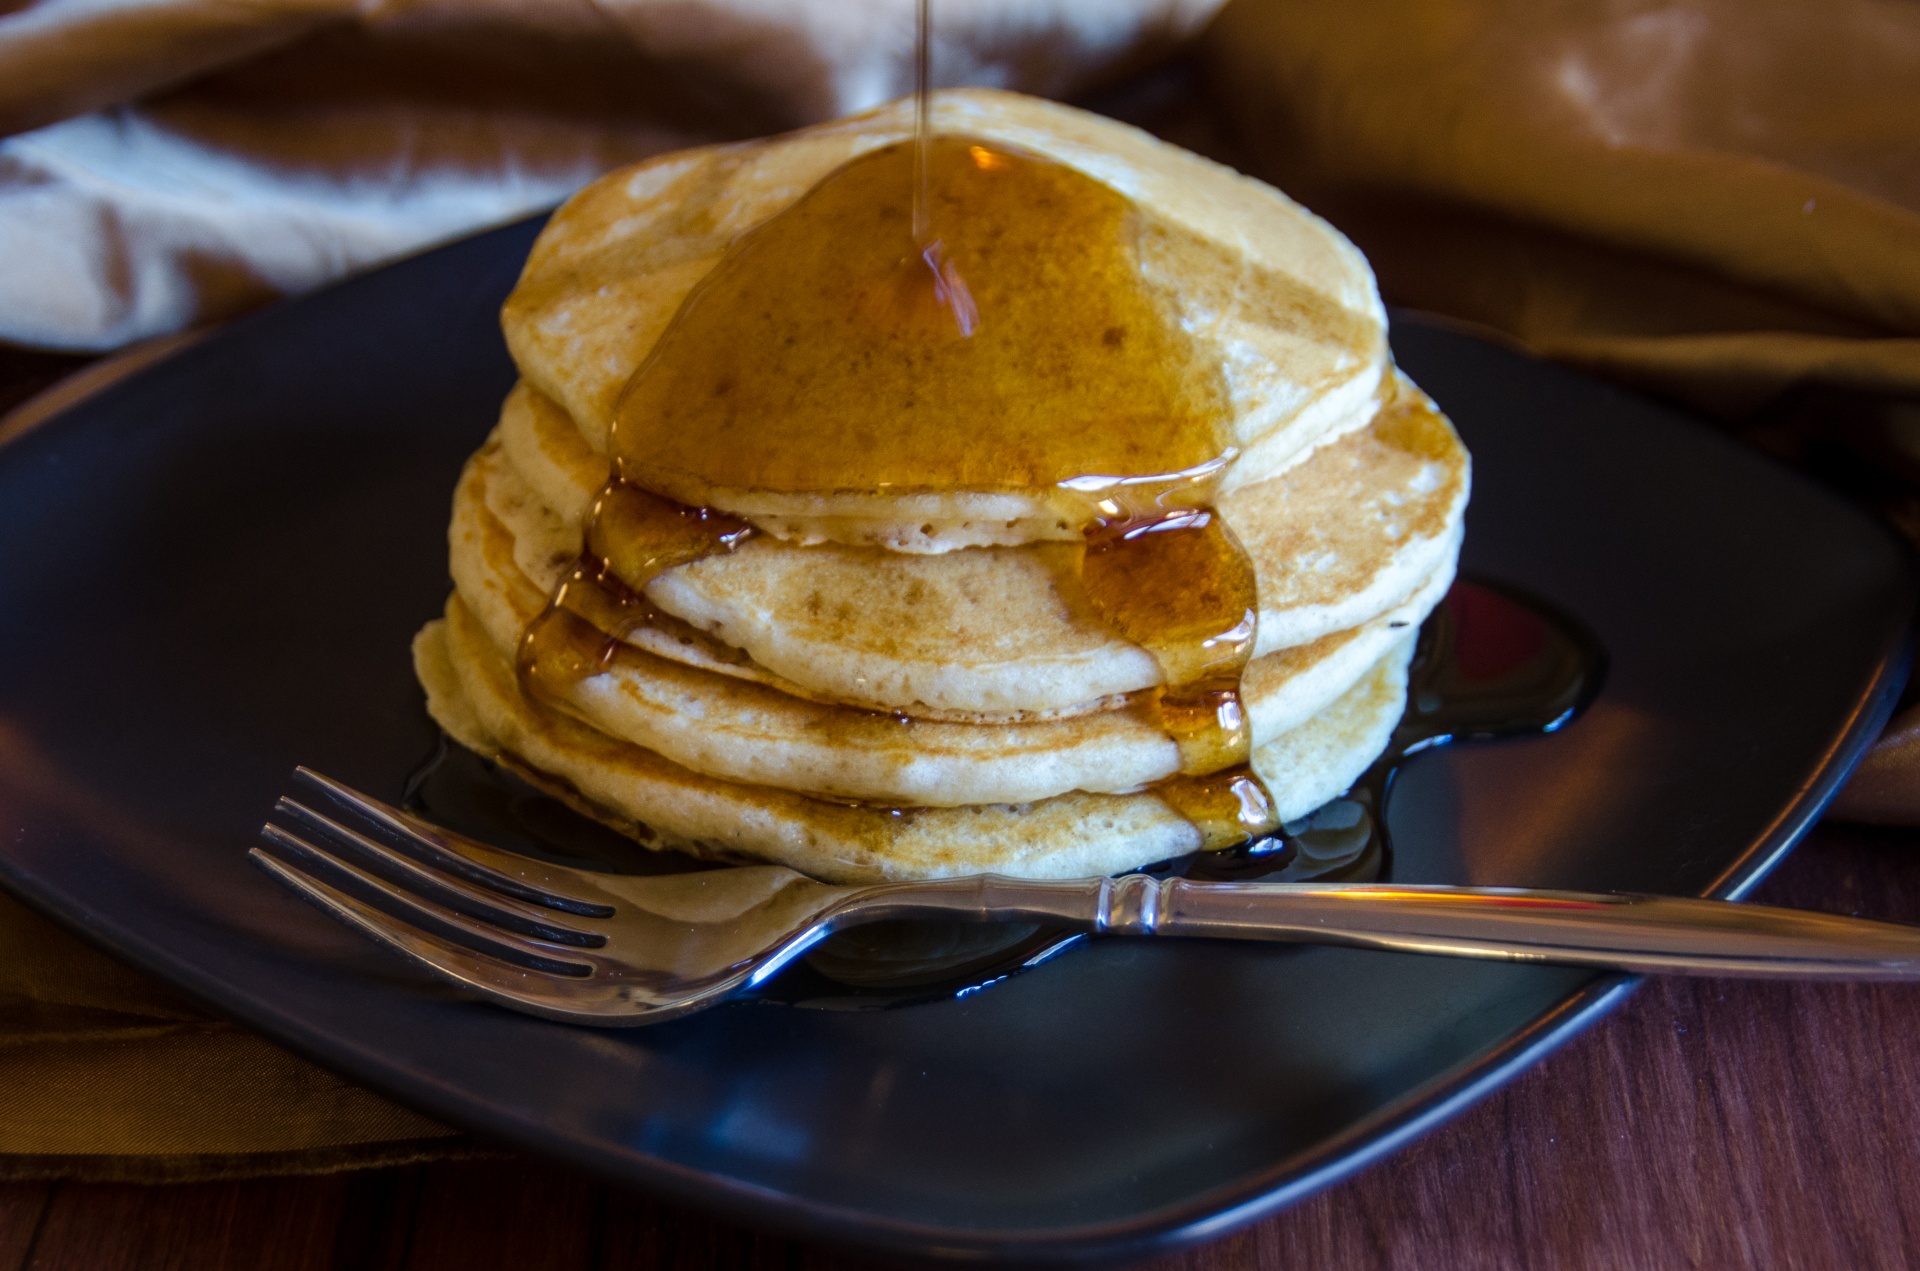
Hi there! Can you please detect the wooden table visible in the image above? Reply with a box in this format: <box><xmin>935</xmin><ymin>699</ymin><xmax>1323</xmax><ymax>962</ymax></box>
<box><xmin>0</xmin><ymin>822</ymin><xmax>1908</xmax><ymax>1269</ymax></box>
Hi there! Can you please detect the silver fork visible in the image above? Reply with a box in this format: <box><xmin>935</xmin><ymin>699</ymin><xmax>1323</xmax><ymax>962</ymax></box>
<box><xmin>252</xmin><ymin>767</ymin><xmax>1920</xmax><ymax>1026</ymax></box>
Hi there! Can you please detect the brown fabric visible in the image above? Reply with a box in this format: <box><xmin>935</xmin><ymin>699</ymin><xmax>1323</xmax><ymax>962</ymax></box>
<box><xmin>0</xmin><ymin>889</ymin><xmax>474</xmax><ymax>1180</ymax></box>
<box><xmin>1203</xmin><ymin>0</ymin><xmax>1920</xmax><ymax>413</ymax></box>
<box><xmin>1201</xmin><ymin>0</ymin><xmax>1920</xmax><ymax>822</ymax></box>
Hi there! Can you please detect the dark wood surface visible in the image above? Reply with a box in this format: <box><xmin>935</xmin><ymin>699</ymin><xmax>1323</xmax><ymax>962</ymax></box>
<box><xmin>0</xmin><ymin>822</ymin><xmax>1912</xmax><ymax>1269</ymax></box>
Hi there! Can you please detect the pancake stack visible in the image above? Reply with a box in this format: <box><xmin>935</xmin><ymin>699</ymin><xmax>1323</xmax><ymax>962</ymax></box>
<box><xmin>413</xmin><ymin>90</ymin><xmax>1470</xmax><ymax>884</ymax></box>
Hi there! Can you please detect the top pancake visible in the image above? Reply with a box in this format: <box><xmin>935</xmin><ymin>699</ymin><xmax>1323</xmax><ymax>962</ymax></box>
<box><xmin>502</xmin><ymin>88</ymin><xmax>1389</xmax><ymax>552</ymax></box>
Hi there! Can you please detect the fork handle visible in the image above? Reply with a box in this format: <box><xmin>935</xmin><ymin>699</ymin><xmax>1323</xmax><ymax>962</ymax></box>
<box><xmin>857</xmin><ymin>877</ymin><xmax>1920</xmax><ymax>979</ymax></box>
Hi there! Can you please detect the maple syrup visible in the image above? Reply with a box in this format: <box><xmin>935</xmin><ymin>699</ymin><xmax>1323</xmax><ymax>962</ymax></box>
<box><xmin>518</xmin><ymin>0</ymin><xmax>1272</xmax><ymax>849</ymax></box>
<box><xmin>609</xmin><ymin>134</ymin><xmax>1228</xmax><ymax>498</ymax></box>
<box><xmin>515</xmin><ymin>480</ymin><xmax>753</xmax><ymax>699</ymax></box>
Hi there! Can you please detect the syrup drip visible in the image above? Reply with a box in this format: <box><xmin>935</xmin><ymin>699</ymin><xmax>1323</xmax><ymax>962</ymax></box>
<box><xmin>515</xmin><ymin>480</ymin><xmax>752</xmax><ymax>701</ymax></box>
<box><xmin>517</xmin><ymin>1</ymin><xmax>1270</xmax><ymax>850</ymax></box>
<box><xmin>1078</xmin><ymin>506</ymin><xmax>1268</xmax><ymax>847</ymax></box>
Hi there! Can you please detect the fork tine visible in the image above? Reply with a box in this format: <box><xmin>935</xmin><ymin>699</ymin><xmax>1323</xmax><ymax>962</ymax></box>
<box><xmin>256</xmin><ymin>824</ymin><xmax>599</xmax><ymax>977</ymax></box>
<box><xmin>290</xmin><ymin>767</ymin><xmax>614</xmax><ymax>917</ymax></box>
<box><xmin>249</xmin><ymin>848</ymin><xmax>644</xmax><ymax>1026</ymax></box>
<box><xmin>268</xmin><ymin>802</ymin><xmax>604</xmax><ymax>948</ymax></box>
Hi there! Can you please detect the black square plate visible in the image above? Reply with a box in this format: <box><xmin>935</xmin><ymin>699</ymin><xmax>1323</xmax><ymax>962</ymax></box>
<box><xmin>0</xmin><ymin>219</ymin><xmax>1907</xmax><ymax>1263</ymax></box>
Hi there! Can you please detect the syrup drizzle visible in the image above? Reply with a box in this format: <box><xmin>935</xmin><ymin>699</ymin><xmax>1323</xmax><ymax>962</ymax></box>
<box><xmin>912</xmin><ymin>0</ymin><xmax>932</xmax><ymax>247</ymax></box>
<box><xmin>514</xmin><ymin>2</ymin><xmax>1276</xmax><ymax>851</ymax></box>
<box><xmin>515</xmin><ymin>481</ymin><xmax>753</xmax><ymax>702</ymax></box>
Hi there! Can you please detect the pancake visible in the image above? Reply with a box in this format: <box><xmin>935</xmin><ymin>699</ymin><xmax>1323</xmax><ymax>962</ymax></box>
<box><xmin>447</xmin><ymin>439</ymin><xmax>1453</xmax><ymax>805</ymax></box>
<box><xmin>417</xmin><ymin>599</ymin><xmax>1414</xmax><ymax>883</ymax></box>
<box><xmin>418</xmin><ymin>88</ymin><xmax>1471</xmax><ymax>881</ymax></box>
<box><xmin>501</xmin><ymin>88</ymin><xmax>1388</xmax><ymax>552</ymax></box>
<box><xmin>486</xmin><ymin>375</ymin><xmax>1468</xmax><ymax>713</ymax></box>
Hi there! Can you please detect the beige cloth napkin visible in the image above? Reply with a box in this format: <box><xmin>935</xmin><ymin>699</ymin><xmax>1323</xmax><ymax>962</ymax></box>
<box><xmin>0</xmin><ymin>890</ymin><xmax>474</xmax><ymax>1181</ymax></box>
<box><xmin>0</xmin><ymin>0</ymin><xmax>1218</xmax><ymax>349</ymax></box>
<box><xmin>1200</xmin><ymin>0</ymin><xmax>1920</xmax><ymax>822</ymax></box>
<box><xmin>1</xmin><ymin>0</ymin><xmax>1918</xmax><ymax>1177</ymax></box>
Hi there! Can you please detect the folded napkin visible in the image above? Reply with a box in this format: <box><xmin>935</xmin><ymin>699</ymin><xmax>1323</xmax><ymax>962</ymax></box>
<box><xmin>0</xmin><ymin>0</ymin><xmax>1218</xmax><ymax>349</ymax></box>
<box><xmin>2</xmin><ymin>0</ymin><xmax>1919</xmax><ymax>1178</ymax></box>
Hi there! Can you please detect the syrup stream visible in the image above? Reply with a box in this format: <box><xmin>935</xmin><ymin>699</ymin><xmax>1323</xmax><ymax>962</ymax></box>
<box><xmin>913</xmin><ymin>0</ymin><xmax>932</xmax><ymax>247</ymax></box>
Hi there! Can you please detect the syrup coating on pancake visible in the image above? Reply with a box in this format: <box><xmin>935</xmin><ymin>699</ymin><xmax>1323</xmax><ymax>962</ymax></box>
<box><xmin>521</xmin><ymin>133</ymin><xmax>1287</xmax><ymax>852</ymax></box>
<box><xmin>610</xmin><ymin>136</ymin><xmax>1228</xmax><ymax>501</ymax></box>
<box><xmin>500</xmin><ymin>88</ymin><xmax>1392</xmax><ymax>517</ymax></box>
